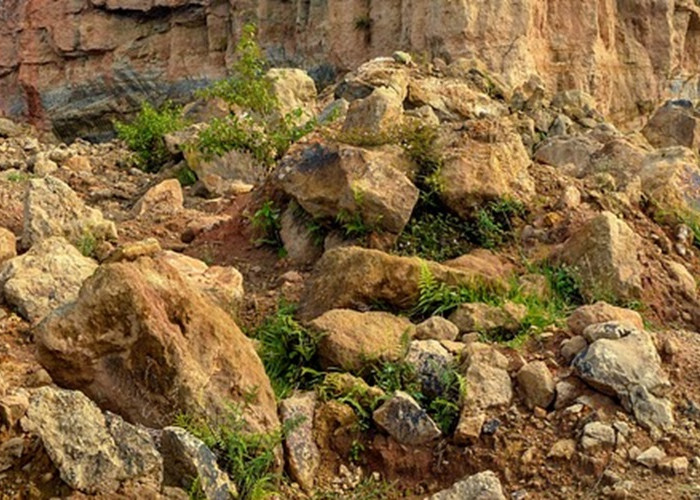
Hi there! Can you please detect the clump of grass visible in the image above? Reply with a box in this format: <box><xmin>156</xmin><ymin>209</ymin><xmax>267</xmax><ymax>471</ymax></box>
<box><xmin>176</xmin><ymin>407</ymin><xmax>297</xmax><ymax>500</ymax></box>
<box><xmin>114</xmin><ymin>101</ymin><xmax>186</xmax><ymax>172</ymax></box>
<box><xmin>251</xmin><ymin>302</ymin><xmax>323</xmax><ymax>399</ymax></box>
<box><xmin>176</xmin><ymin>165</ymin><xmax>198</xmax><ymax>186</ymax></box>
<box><xmin>75</xmin><ymin>230</ymin><xmax>97</xmax><ymax>258</ymax></box>
<box><xmin>250</xmin><ymin>200</ymin><xmax>285</xmax><ymax>253</ymax></box>
<box><xmin>471</xmin><ymin>198</ymin><xmax>526</xmax><ymax>249</ymax></box>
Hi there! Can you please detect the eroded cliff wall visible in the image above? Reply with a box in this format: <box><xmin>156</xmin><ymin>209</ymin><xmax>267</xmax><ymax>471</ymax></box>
<box><xmin>2</xmin><ymin>0</ymin><xmax>700</xmax><ymax>138</ymax></box>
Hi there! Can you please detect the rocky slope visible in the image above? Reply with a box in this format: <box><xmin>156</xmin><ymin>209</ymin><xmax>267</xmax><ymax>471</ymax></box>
<box><xmin>3</xmin><ymin>0</ymin><xmax>700</xmax><ymax>139</ymax></box>
<box><xmin>3</xmin><ymin>41</ymin><xmax>700</xmax><ymax>500</ymax></box>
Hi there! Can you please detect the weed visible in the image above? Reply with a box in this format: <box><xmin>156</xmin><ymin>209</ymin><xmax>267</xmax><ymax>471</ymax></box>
<box><xmin>354</xmin><ymin>15</ymin><xmax>372</xmax><ymax>31</ymax></box>
<box><xmin>177</xmin><ymin>165</ymin><xmax>198</xmax><ymax>187</ymax></box>
<box><xmin>472</xmin><ymin>198</ymin><xmax>526</xmax><ymax>249</ymax></box>
<box><xmin>395</xmin><ymin>211</ymin><xmax>472</xmax><ymax>261</ymax></box>
<box><xmin>348</xmin><ymin>440</ymin><xmax>365</xmax><ymax>464</ymax></box>
<box><xmin>187</xmin><ymin>477</ymin><xmax>205</xmax><ymax>500</ymax></box>
<box><xmin>426</xmin><ymin>364</ymin><xmax>466</xmax><ymax>434</ymax></box>
<box><xmin>316</xmin><ymin>373</ymin><xmax>384</xmax><ymax>432</ymax></box>
<box><xmin>114</xmin><ymin>101</ymin><xmax>186</xmax><ymax>172</ymax></box>
<box><xmin>176</xmin><ymin>407</ymin><xmax>297</xmax><ymax>500</ymax></box>
<box><xmin>75</xmin><ymin>230</ymin><xmax>97</xmax><ymax>258</ymax></box>
<box><xmin>250</xmin><ymin>200</ymin><xmax>284</xmax><ymax>252</ymax></box>
<box><xmin>252</xmin><ymin>302</ymin><xmax>323</xmax><ymax>399</ymax></box>
<box><xmin>336</xmin><ymin>209</ymin><xmax>378</xmax><ymax>239</ymax></box>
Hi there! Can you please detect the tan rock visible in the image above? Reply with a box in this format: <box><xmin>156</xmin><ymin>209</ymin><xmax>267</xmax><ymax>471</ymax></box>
<box><xmin>132</xmin><ymin>179</ymin><xmax>183</xmax><ymax>216</ymax></box>
<box><xmin>279</xmin><ymin>392</ymin><xmax>319</xmax><ymax>493</ymax></box>
<box><xmin>454</xmin><ymin>412</ymin><xmax>485</xmax><ymax>445</ymax></box>
<box><xmin>35</xmin><ymin>257</ymin><xmax>278</xmax><ymax>433</ymax></box>
<box><xmin>0</xmin><ymin>227</ymin><xmax>16</xmax><ymax>264</ymax></box>
<box><xmin>517</xmin><ymin>361</ymin><xmax>556</xmax><ymax>410</ymax></box>
<box><xmin>567</xmin><ymin>302</ymin><xmax>644</xmax><ymax>336</ymax></box>
<box><xmin>642</xmin><ymin>102</ymin><xmax>700</xmax><ymax>151</ymax></box>
<box><xmin>310</xmin><ymin>309</ymin><xmax>414</xmax><ymax>372</ymax></box>
<box><xmin>449</xmin><ymin>302</ymin><xmax>526</xmax><ymax>336</ymax></box>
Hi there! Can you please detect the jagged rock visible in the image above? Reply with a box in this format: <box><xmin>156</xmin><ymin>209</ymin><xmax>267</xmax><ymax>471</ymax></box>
<box><xmin>159</xmin><ymin>251</ymin><xmax>244</xmax><ymax>319</ymax></box>
<box><xmin>277</xmin><ymin>143</ymin><xmax>418</xmax><ymax>235</ymax></box>
<box><xmin>557</xmin><ymin>212</ymin><xmax>642</xmax><ymax>300</ymax></box>
<box><xmin>636</xmin><ymin>446</ymin><xmax>666</xmax><ymax>468</ymax></box>
<box><xmin>642</xmin><ymin>101</ymin><xmax>700</xmax><ymax>151</ymax></box>
<box><xmin>132</xmin><ymin>179</ymin><xmax>183</xmax><ymax>216</ymax></box>
<box><xmin>35</xmin><ymin>257</ymin><xmax>278</xmax><ymax>432</ymax></box>
<box><xmin>463</xmin><ymin>343</ymin><xmax>509</xmax><ymax>370</ymax></box>
<box><xmin>574</xmin><ymin>326</ymin><xmax>673</xmax><ymax>433</ymax></box>
<box><xmin>299</xmin><ymin>247</ymin><xmax>479</xmax><ymax>320</ymax></box>
<box><xmin>20</xmin><ymin>387</ymin><xmax>162</xmax><ymax>494</ymax></box>
<box><xmin>517</xmin><ymin>361</ymin><xmax>556</xmax><ymax>410</ymax></box>
<box><xmin>464</xmin><ymin>362</ymin><xmax>513</xmax><ymax>410</ymax></box>
<box><xmin>33</xmin><ymin>156</ymin><xmax>58</xmax><ymax>176</ymax></box>
<box><xmin>310</xmin><ymin>309</ymin><xmax>415</xmax><ymax>372</ymax></box>
<box><xmin>0</xmin><ymin>393</ymin><xmax>29</xmax><ymax>429</ymax></box>
<box><xmin>560</xmin><ymin>336</ymin><xmax>588</xmax><ymax>364</ymax></box>
<box><xmin>0</xmin><ymin>437</ymin><xmax>24</xmax><ymax>473</ymax></box>
<box><xmin>279</xmin><ymin>392</ymin><xmax>319</xmax><ymax>493</ymax></box>
<box><xmin>405</xmin><ymin>340</ymin><xmax>454</xmax><ymax>399</ymax></box>
<box><xmin>184</xmin><ymin>147</ymin><xmax>264</xmax><ymax>185</ymax></box>
<box><xmin>342</xmin><ymin>86</ymin><xmax>403</xmax><ymax>136</ymax></box>
<box><xmin>533</xmin><ymin>135</ymin><xmax>601</xmax><ymax>176</ymax></box>
<box><xmin>336</xmin><ymin>58</ymin><xmax>410</xmax><ymax>103</ymax></box>
<box><xmin>439</xmin><ymin>127</ymin><xmax>534</xmax><ymax>216</ymax></box>
<box><xmin>640</xmin><ymin>147</ymin><xmax>700</xmax><ymax>217</ymax></box>
<box><xmin>23</xmin><ymin>176</ymin><xmax>117</xmax><ymax>249</ymax></box>
<box><xmin>567</xmin><ymin>302</ymin><xmax>644</xmax><ymax>336</ymax></box>
<box><xmin>448</xmin><ymin>302</ymin><xmax>526</xmax><ymax>335</ymax></box>
<box><xmin>0</xmin><ymin>118</ymin><xmax>22</xmax><ymax>138</ymax></box>
<box><xmin>267</xmin><ymin>68</ymin><xmax>317</xmax><ymax>124</ymax></box>
<box><xmin>454</xmin><ymin>413</ymin><xmax>485</xmax><ymax>444</ymax></box>
<box><xmin>160</xmin><ymin>426</ymin><xmax>237</xmax><ymax>500</ymax></box>
<box><xmin>580</xmin><ymin>421</ymin><xmax>616</xmax><ymax>451</ymax></box>
<box><xmin>105</xmin><ymin>238</ymin><xmax>162</xmax><ymax>263</ymax></box>
<box><xmin>0</xmin><ymin>227</ymin><xmax>16</xmax><ymax>263</ymax></box>
<box><xmin>430</xmin><ymin>470</ymin><xmax>506</xmax><ymax>500</ymax></box>
<box><xmin>0</xmin><ymin>237</ymin><xmax>97</xmax><ymax>323</ymax></box>
<box><xmin>443</xmin><ymin>249</ymin><xmax>514</xmax><ymax>287</ymax></box>
<box><xmin>663</xmin><ymin>259</ymin><xmax>697</xmax><ymax>299</ymax></box>
<box><xmin>372</xmin><ymin>391</ymin><xmax>441</xmax><ymax>445</ymax></box>
<box><xmin>415</xmin><ymin>316</ymin><xmax>460</xmax><ymax>341</ymax></box>
<box><xmin>583</xmin><ymin>321</ymin><xmax>636</xmax><ymax>343</ymax></box>
<box><xmin>407</xmin><ymin>77</ymin><xmax>507</xmax><ymax>121</ymax></box>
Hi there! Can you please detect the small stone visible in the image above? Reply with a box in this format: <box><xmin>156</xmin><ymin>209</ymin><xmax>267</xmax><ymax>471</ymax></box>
<box><xmin>582</xmin><ymin>321</ymin><xmax>635</xmax><ymax>343</ymax></box>
<box><xmin>581</xmin><ymin>422</ymin><xmax>616</xmax><ymax>451</ymax></box>
<box><xmin>635</xmin><ymin>446</ymin><xmax>666</xmax><ymax>468</ymax></box>
<box><xmin>454</xmin><ymin>413</ymin><xmax>485</xmax><ymax>445</ymax></box>
<box><xmin>405</xmin><ymin>340</ymin><xmax>453</xmax><ymax>399</ymax></box>
<box><xmin>567</xmin><ymin>302</ymin><xmax>644</xmax><ymax>336</ymax></box>
<box><xmin>670</xmin><ymin>457</ymin><xmax>689</xmax><ymax>475</ymax></box>
<box><xmin>482</xmin><ymin>418</ymin><xmax>501</xmax><ymax>435</ymax></box>
<box><xmin>373</xmin><ymin>391</ymin><xmax>441</xmax><ymax>445</ymax></box>
<box><xmin>0</xmin><ymin>227</ymin><xmax>16</xmax><ymax>264</ymax></box>
<box><xmin>560</xmin><ymin>335</ymin><xmax>587</xmax><ymax>364</ymax></box>
<box><xmin>33</xmin><ymin>157</ymin><xmax>58</xmax><ymax>176</ymax></box>
<box><xmin>517</xmin><ymin>361</ymin><xmax>556</xmax><ymax>410</ymax></box>
<box><xmin>556</xmin><ymin>185</ymin><xmax>581</xmax><ymax>210</ymax></box>
<box><xmin>548</xmin><ymin>439</ymin><xmax>576</xmax><ymax>460</ymax></box>
<box><xmin>0</xmin><ymin>393</ymin><xmax>29</xmax><ymax>429</ymax></box>
<box><xmin>429</xmin><ymin>470</ymin><xmax>506</xmax><ymax>500</ymax></box>
<box><xmin>415</xmin><ymin>316</ymin><xmax>460</xmax><ymax>341</ymax></box>
<box><xmin>63</xmin><ymin>155</ymin><xmax>92</xmax><ymax>173</ymax></box>
<box><xmin>0</xmin><ymin>437</ymin><xmax>24</xmax><ymax>472</ymax></box>
<box><xmin>132</xmin><ymin>179</ymin><xmax>184</xmax><ymax>217</ymax></box>
<box><xmin>554</xmin><ymin>380</ymin><xmax>581</xmax><ymax>410</ymax></box>
<box><xmin>280</xmin><ymin>392</ymin><xmax>319</xmax><ymax>493</ymax></box>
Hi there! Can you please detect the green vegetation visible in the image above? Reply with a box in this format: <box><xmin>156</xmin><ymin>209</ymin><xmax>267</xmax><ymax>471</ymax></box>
<box><xmin>5</xmin><ymin>171</ymin><xmax>31</xmax><ymax>183</ymax></box>
<box><xmin>411</xmin><ymin>262</ymin><xmax>585</xmax><ymax>344</ymax></box>
<box><xmin>176</xmin><ymin>408</ymin><xmax>296</xmax><ymax>500</ymax></box>
<box><xmin>316</xmin><ymin>373</ymin><xmax>384</xmax><ymax>432</ymax></box>
<box><xmin>176</xmin><ymin>165</ymin><xmax>198</xmax><ymax>187</ymax></box>
<box><xmin>250</xmin><ymin>200</ymin><xmax>284</xmax><ymax>253</ymax></box>
<box><xmin>114</xmin><ymin>101</ymin><xmax>186</xmax><ymax>172</ymax></box>
<box><xmin>472</xmin><ymin>198</ymin><xmax>526</xmax><ymax>249</ymax></box>
<box><xmin>251</xmin><ymin>302</ymin><xmax>323</xmax><ymax>399</ymax></box>
<box><xmin>75</xmin><ymin>230</ymin><xmax>97</xmax><ymax>258</ymax></box>
<box><xmin>194</xmin><ymin>24</ymin><xmax>317</xmax><ymax>168</ymax></box>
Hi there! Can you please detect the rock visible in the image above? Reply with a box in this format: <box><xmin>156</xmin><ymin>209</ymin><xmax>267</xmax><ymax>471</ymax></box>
<box><xmin>663</xmin><ymin>259</ymin><xmax>697</xmax><ymax>299</ymax></box>
<box><xmin>560</xmin><ymin>336</ymin><xmax>588</xmax><ymax>364</ymax></box>
<box><xmin>372</xmin><ymin>391</ymin><xmax>441</xmax><ymax>445</ymax></box>
<box><xmin>342</xmin><ymin>86</ymin><xmax>404</xmax><ymax>137</ymax></box>
<box><xmin>439</xmin><ymin>128</ymin><xmax>534</xmax><ymax>216</ymax></box>
<box><xmin>663</xmin><ymin>457</ymin><xmax>689</xmax><ymax>475</ymax></box>
<box><xmin>35</xmin><ymin>257</ymin><xmax>278</xmax><ymax>432</ymax></box>
<box><xmin>33</xmin><ymin>156</ymin><xmax>58</xmax><ymax>176</ymax></box>
<box><xmin>267</xmin><ymin>68</ymin><xmax>317</xmax><ymax>124</ymax></box>
<box><xmin>184</xmin><ymin>147</ymin><xmax>263</xmax><ymax>185</ymax></box>
<box><xmin>554</xmin><ymin>380</ymin><xmax>582</xmax><ymax>409</ymax></box>
<box><xmin>279</xmin><ymin>392</ymin><xmax>319</xmax><ymax>493</ymax></box>
<box><xmin>407</xmin><ymin>77</ymin><xmax>507</xmax><ymax>121</ymax></box>
<box><xmin>557</xmin><ymin>212</ymin><xmax>642</xmax><ymax>300</ymax></box>
<box><xmin>557</xmin><ymin>185</ymin><xmax>582</xmax><ymax>209</ymax></box>
<box><xmin>0</xmin><ymin>237</ymin><xmax>97</xmax><ymax>323</ymax></box>
<box><xmin>105</xmin><ymin>238</ymin><xmax>162</xmax><ymax>263</ymax></box>
<box><xmin>160</xmin><ymin>426</ymin><xmax>237</xmax><ymax>500</ymax></box>
<box><xmin>640</xmin><ymin>147</ymin><xmax>700</xmax><ymax>217</ymax></box>
<box><xmin>0</xmin><ymin>227</ymin><xmax>17</xmax><ymax>263</ymax></box>
<box><xmin>533</xmin><ymin>135</ymin><xmax>601</xmax><ymax>175</ymax></box>
<box><xmin>443</xmin><ymin>249</ymin><xmax>514</xmax><ymax>287</ymax></box>
<box><xmin>415</xmin><ymin>316</ymin><xmax>460</xmax><ymax>341</ymax></box>
<box><xmin>642</xmin><ymin>101</ymin><xmax>700</xmax><ymax>151</ymax></box>
<box><xmin>580</xmin><ymin>421</ymin><xmax>616</xmax><ymax>451</ymax></box>
<box><xmin>463</xmin><ymin>343</ymin><xmax>509</xmax><ymax>370</ymax></box>
<box><xmin>63</xmin><ymin>155</ymin><xmax>92</xmax><ymax>173</ymax></box>
<box><xmin>405</xmin><ymin>340</ymin><xmax>454</xmax><ymax>399</ymax></box>
<box><xmin>277</xmin><ymin>143</ymin><xmax>419</xmax><ymax>235</ymax></box>
<box><xmin>464</xmin><ymin>363</ymin><xmax>513</xmax><ymax>410</ymax></box>
<box><xmin>311</xmin><ymin>309</ymin><xmax>415</xmax><ymax>372</ymax></box>
<box><xmin>299</xmin><ymin>247</ymin><xmax>480</xmax><ymax>320</ymax></box>
<box><xmin>583</xmin><ymin>321</ymin><xmax>638</xmax><ymax>343</ymax></box>
<box><xmin>629</xmin><ymin>385</ymin><xmax>675</xmax><ymax>436</ymax></box>
<box><xmin>574</xmin><ymin>328</ymin><xmax>673</xmax><ymax>433</ymax></box>
<box><xmin>635</xmin><ymin>446</ymin><xmax>666</xmax><ymax>468</ymax></box>
<box><xmin>448</xmin><ymin>302</ymin><xmax>526</xmax><ymax>336</ymax></box>
<box><xmin>517</xmin><ymin>361</ymin><xmax>556</xmax><ymax>410</ymax></box>
<box><xmin>430</xmin><ymin>470</ymin><xmax>506</xmax><ymax>500</ymax></box>
<box><xmin>0</xmin><ymin>118</ymin><xmax>22</xmax><ymax>138</ymax></box>
<box><xmin>20</xmin><ymin>386</ymin><xmax>162</xmax><ymax>494</ymax></box>
<box><xmin>132</xmin><ymin>179</ymin><xmax>184</xmax><ymax>216</ymax></box>
<box><xmin>280</xmin><ymin>204</ymin><xmax>323</xmax><ymax>267</ymax></box>
<box><xmin>454</xmin><ymin>413</ymin><xmax>485</xmax><ymax>444</ymax></box>
<box><xmin>567</xmin><ymin>302</ymin><xmax>644</xmax><ymax>336</ymax></box>
<box><xmin>23</xmin><ymin>176</ymin><xmax>117</xmax><ymax>249</ymax></box>
<box><xmin>0</xmin><ymin>393</ymin><xmax>29</xmax><ymax>429</ymax></box>
<box><xmin>548</xmin><ymin>439</ymin><xmax>576</xmax><ymax>460</ymax></box>
<box><xmin>159</xmin><ymin>251</ymin><xmax>245</xmax><ymax>319</ymax></box>
<box><xmin>0</xmin><ymin>437</ymin><xmax>24</xmax><ymax>472</ymax></box>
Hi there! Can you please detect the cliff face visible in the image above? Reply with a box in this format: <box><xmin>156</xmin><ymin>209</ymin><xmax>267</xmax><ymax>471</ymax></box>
<box><xmin>2</xmin><ymin>0</ymin><xmax>700</xmax><ymax>139</ymax></box>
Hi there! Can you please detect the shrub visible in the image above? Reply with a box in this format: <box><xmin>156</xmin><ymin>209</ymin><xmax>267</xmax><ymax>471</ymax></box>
<box><xmin>251</xmin><ymin>302</ymin><xmax>323</xmax><ymax>398</ymax></box>
<box><xmin>114</xmin><ymin>101</ymin><xmax>185</xmax><ymax>172</ymax></box>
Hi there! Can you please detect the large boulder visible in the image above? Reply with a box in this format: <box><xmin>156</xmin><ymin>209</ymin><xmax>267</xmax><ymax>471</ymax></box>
<box><xmin>299</xmin><ymin>247</ymin><xmax>482</xmax><ymax>320</ymax></box>
<box><xmin>642</xmin><ymin>101</ymin><xmax>700</xmax><ymax>151</ymax></box>
<box><xmin>557</xmin><ymin>212</ymin><xmax>642</xmax><ymax>301</ymax></box>
<box><xmin>439</xmin><ymin>127</ymin><xmax>534</xmax><ymax>216</ymax></box>
<box><xmin>310</xmin><ymin>309</ymin><xmax>415</xmax><ymax>372</ymax></box>
<box><xmin>408</xmin><ymin>77</ymin><xmax>508</xmax><ymax>121</ymax></box>
<box><xmin>20</xmin><ymin>387</ymin><xmax>162</xmax><ymax>494</ymax></box>
<box><xmin>574</xmin><ymin>325</ymin><xmax>673</xmax><ymax>433</ymax></box>
<box><xmin>35</xmin><ymin>256</ymin><xmax>278</xmax><ymax>433</ymax></box>
<box><xmin>0</xmin><ymin>237</ymin><xmax>97</xmax><ymax>323</ymax></box>
<box><xmin>267</xmin><ymin>68</ymin><xmax>317</xmax><ymax>124</ymax></box>
<box><xmin>23</xmin><ymin>176</ymin><xmax>117</xmax><ymax>249</ymax></box>
<box><xmin>277</xmin><ymin>143</ymin><xmax>419</xmax><ymax>235</ymax></box>
<box><xmin>533</xmin><ymin>135</ymin><xmax>601</xmax><ymax>176</ymax></box>
<box><xmin>639</xmin><ymin>147</ymin><xmax>700</xmax><ymax>217</ymax></box>
<box><xmin>567</xmin><ymin>302</ymin><xmax>644</xmax><ymax>336</ymax></box>
<box><xmin>342</xmin><ymin>86</ymin><xmax>404</xmax><ymax>137</ymax></box>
